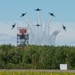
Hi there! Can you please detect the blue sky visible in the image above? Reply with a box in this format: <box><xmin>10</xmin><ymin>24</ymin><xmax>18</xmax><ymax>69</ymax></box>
<box><xmin>0</xmin><ymin>0</ymin><xmax>75</xmax><ymax>46</ymax></box>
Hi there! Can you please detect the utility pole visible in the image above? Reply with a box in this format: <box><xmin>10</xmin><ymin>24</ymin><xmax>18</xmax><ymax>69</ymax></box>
<box><xmin>34</xmin><ymin>56</ymin><xmax>36</xmax><ymax>69</ymax></box>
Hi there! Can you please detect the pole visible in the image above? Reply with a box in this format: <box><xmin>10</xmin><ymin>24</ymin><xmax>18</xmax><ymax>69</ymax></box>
<box><xmin>34</xmin><ymin>56</ymin><xmax>36</xmax><ymax>69</ymax></box>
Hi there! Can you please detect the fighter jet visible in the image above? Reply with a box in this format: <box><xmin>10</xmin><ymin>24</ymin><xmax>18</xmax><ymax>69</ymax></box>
<box><xmin>35</xmin><ymin>8</ymin><xmax>42</xmax><ymax>11</ymax></box>
<box><xmin>48</xmin><ymin>12</ymin><xmax>55</xmax><ymax>17</ymax></box>
<box><xmin>36</xmin><ymin>24</ymin><xmax>41</xmax><ymax>26</ymax></box>
<box><xmin>11</xmin><ymin>23</ymin><xmax>16</xmax><ymax>29</ymax></box>
<box><xmin>62</xmin><ymin>24</ymin><xmax>66</xmax><ymax>31</ymax></box>
<box><xmin>20</xmin><ymin>12</ymin><xmax>27</xmax><ymax>17</ymax></box>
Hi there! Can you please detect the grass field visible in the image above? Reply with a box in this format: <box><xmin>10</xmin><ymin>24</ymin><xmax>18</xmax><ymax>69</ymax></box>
<box><xmin>0</xmin><ymin>70</ymin><xmax>75</xmax><ymax>75</ymax></box>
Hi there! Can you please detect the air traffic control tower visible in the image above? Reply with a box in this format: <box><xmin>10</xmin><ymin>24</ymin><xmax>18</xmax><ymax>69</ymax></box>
<box><xmin>17</xmin><ymin>27</ymin><xmax>29</xmax><ymax>47</ymax></box>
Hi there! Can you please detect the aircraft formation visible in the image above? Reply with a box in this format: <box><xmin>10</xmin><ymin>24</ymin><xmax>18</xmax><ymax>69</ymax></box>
<box><xmin>11</xmin><ymin>8</ymin><xmax>66</xmax><ymax>46</ymax></box>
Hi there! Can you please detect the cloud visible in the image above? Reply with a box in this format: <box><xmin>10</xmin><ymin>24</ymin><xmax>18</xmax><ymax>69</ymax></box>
<box><xmin>0</xmin><ymin>33</ymin><xmax>9</xmax><ymax>36</ymax></box>
<box><xmin>0</xmin><ymin>35</ymin><xmax>17</xmax><ymax>46</ymax></box>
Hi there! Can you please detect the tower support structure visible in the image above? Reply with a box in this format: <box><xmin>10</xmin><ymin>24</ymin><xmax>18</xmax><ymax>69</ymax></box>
<box><xmin>17</xmin><ymin>27</ymin><xmax>29</xmax><ymax>47</ymax></box>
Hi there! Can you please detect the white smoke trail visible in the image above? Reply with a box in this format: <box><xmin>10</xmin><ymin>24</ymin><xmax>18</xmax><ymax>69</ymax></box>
<box><xmin>24</xmin><ymin>16</ymin><xmax>38</xmax><ymax>44</ymax></box>
<box><xmin>24</xmin><ymin>16</ymin><xmax>36</xmax><ymax>35</ymax></box>
<box><xmin>49</xmin><ymin>29</ymin><xmax>61</xmax><ymax>46</ymax></box>
<box><xmin>23</xmin><ymin>12</ymin><xmax>63</xmax><ymax>46</ymax></box>
<box><xmin>44</xmin><ymin>16</ymin><xmax>52</xmax><ymax>37</ymax></box>
<box><xmin>37</xmin><ymin>11</ymin><xmax>42</xmax><ymax>25</ymax></box>
<box><xmin>36</xmin><ymin>11</ymin><xmax>42</xmax><ymax>38</ymax></box>
<box><xmin>40</xmin><ymin>16</ymin><xmax>52</xmax><ymax>45</ymax></box>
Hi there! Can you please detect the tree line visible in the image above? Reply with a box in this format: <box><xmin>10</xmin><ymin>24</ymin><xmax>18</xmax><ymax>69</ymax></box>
<box><xmin>0</xmin><ymin>44</ymin><xmax>75</xmax><ymax>69</ymax></box>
